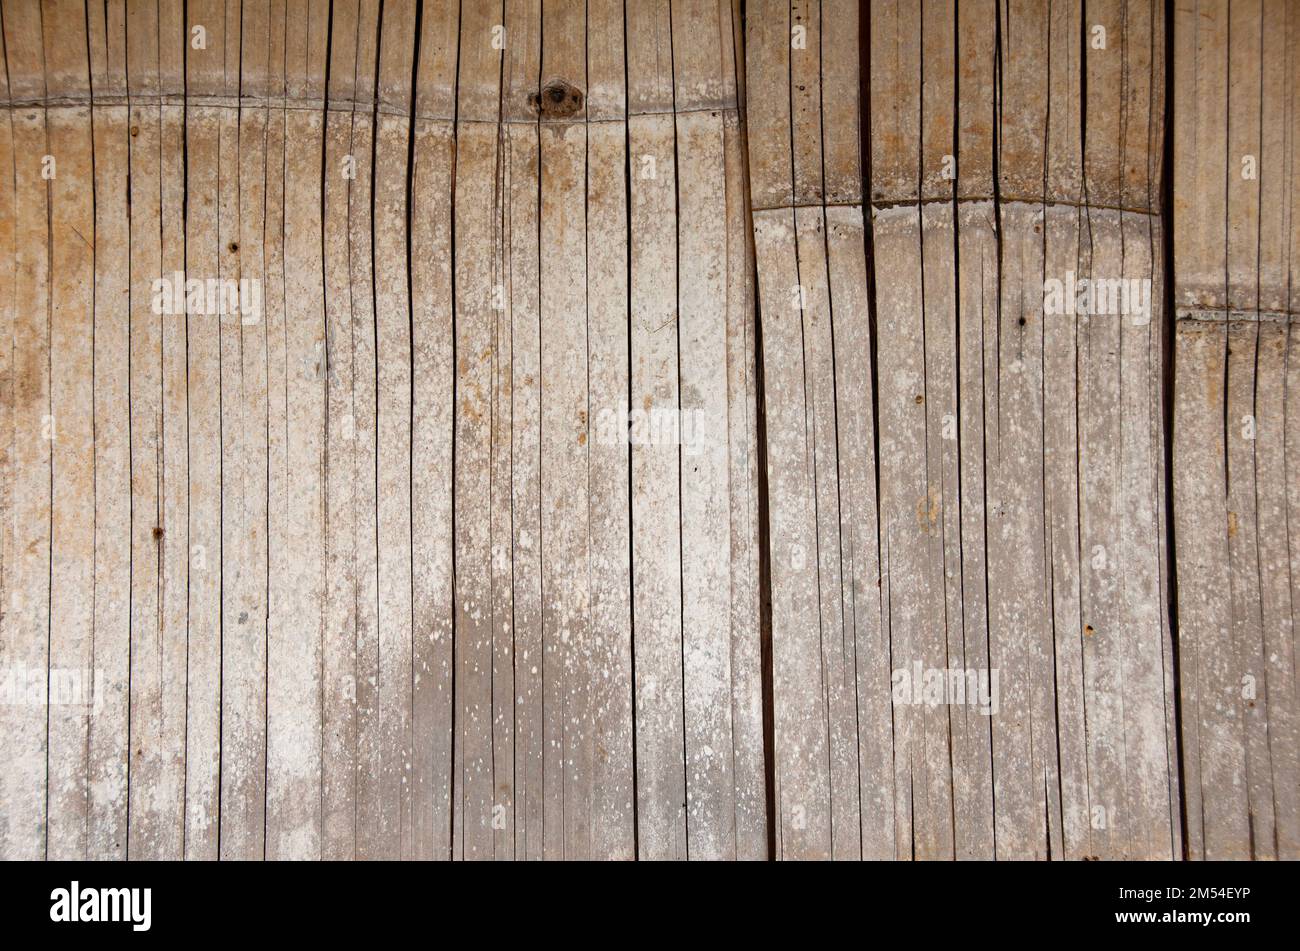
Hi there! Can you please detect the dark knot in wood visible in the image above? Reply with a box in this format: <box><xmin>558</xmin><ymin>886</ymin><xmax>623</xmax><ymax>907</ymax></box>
<box><xmin>529</xmin><ymin>80</ymin><xmax>584</xmax><ymax>118</ymax></box>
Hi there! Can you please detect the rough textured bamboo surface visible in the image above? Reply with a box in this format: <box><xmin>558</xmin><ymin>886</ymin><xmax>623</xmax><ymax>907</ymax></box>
<box><xmin>1172</xmin><ymin>0</ymin><xmax>1299</xmax><ymax>861</ymax></box>
<box><xmin>0</xmin><ymin>0</ymin><xmax>1292</xmax><ymax>861</ymax></box>
<box><xmin>747</xmin><ymin>0</ymin><xmax>1177</xmax><ymax>860</ymax></box>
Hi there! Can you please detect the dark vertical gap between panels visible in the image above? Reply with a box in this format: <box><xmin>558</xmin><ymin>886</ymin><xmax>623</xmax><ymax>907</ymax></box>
<box><xmin>1044</xmin><ymin>0</ymin><xmax>1064</xmax><ymax>861</ymax></box>
<box><xmin>667</xmin><ymin>0</ymin><xmax>689</xmax><ymax>860</ymax></box>
<box><xmin>1070</xmin><ymin>8</ymin><xmax>1095</xmax><ymax>862</ymax></box>
<box><xmin>179</xmin><ymin>0</ymin><xmax>192</xmax><ymax>861</ymax></box>
<box><xmin>493</xmin><ymin>0</ymin><xmax>507</xmax><ymax>864</ymax></box>
<box><xmin>1158</xmin><ymin>0</ymin><xmax>1187</xmax><ymax>860</ymax></box>
<box><xmin>1038</xmin><ymin>0</ymin><xmax>1059</xmax><ymax>857</ymax></box>
<box><xmin>728</xmin><ymin>0</ymin><xmax>776</xmax><ymax>863</ymax></box>
<box><xmin>405</xmin><ymin>0</ymin><xmax>425</xmax><ymax>863</ymax></box>
<box><xmin>1058</xmin><ymin>0</ymin><xmax>1078</xmax><ymax>862</ymax></box>
<box><xmin>506</xmin><ymin>0</ymin><xmax>520</xmax><ymax>863</ymax></box>
<box><xmin>447</xmin><ymin>0</ymin><xmax>462</xmax><ymax>860</ymax></box>
<box><xmin>988</xmin><ymin>0</ymin><xmax>1004</xmax><ymax>859</ymax></box>
<box><xmin>812</xmin><ymin>0</ymin><xmax>841</xmax><ymax>854</ymax></box>
<box><xmin>320</xmin><ymin>0</ymin><xmax>336</xmax><ymax>864</ymax></box>
<box><xmin>1043</xmin><ymin>774</ymin><xmax>1053</xmax><ymax>859</ymax></box>
<box><xmin>947</xmin><ymin>0</ymin><xmax>963</xmax><ymax>852</ymax></box>
<box><xmin>859</xmin><ymin>0</ymin><xmax>889</xmax><ymax>862</ymax></box>
<box><xmin>1247</xmin><ymin>1</ymin><xmax>1266</xmax><ymax>864</ymax></box>
<box><xmin>915</xmin><ymin>1</ymin><xmax>929</xmax><ymax>861</ymax></box>
<box><xmin>782</xmin><ymin>0</ymin><xmax>807</xmax><ymax>864</ymax></box>
<box><xmin>754</xmin><ymin>239</ymin><xmax>776</xmax><ymax>864</ymax></box>
<box><xmin>536</xmin><ymin>0</ymin><xmax>546</xmax><ymax>859</ymax></box>
<box><xmin>121</xmin><ymin>0</ymin><xmax>136</xmax><ymax>860</ymax></box>
<box><xmin>347</xmin><ymin>0</ymin><xmax>363</xmax><ymax>862</ymax></box>
<box><xmin>367</xmin><ymin>0</ymin><xmax>385</xmax><ymax>856</ymax></box>
<box><xmin>621</xmin><ymin>0</ymin><xmax>640</xmax><ymax>859</ymax></box>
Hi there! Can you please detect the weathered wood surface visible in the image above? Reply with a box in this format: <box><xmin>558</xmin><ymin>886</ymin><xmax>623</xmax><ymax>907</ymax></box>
<box><xmin>0</xmin><ymin>0</ymin><xmax>763</xmax><ymax>861</ymax></box>
<box><xmin>1172</xmin><ymin>0</ymin><xmax>1299</xmax><ymax>860</ymax></box>
<box><xmin>744</xmin><ymin>0</ymin><xmax>1177</xmax><ymax>860</ymax></box>
<box><xmin>0</xmin><ymin>0</ymin><xmax>1288</xmax><ymax>861</ymax></box>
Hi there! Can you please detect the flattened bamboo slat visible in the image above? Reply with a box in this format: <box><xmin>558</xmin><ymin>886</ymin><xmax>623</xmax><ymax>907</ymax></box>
<box><xmin>266</xmin><ymin>0</ymin><xmax>328</xmax><ymax>860</ymax></box>
<box><xmin>372</xmin><ymin>1</ymin><xmax>417</xmax><ymax>860</ymax></box>
<box><xmin>43</xmin><ymin>0</ymin><xmax>96</xmax><ymax>860</ymax></box>
<box><xmin>501</xmin><ymin>0</ymin><xmax>544</xmax><ymax>862</ymax></box>
<box><xmin>724</xmin><ymin>107</ymin><xmax>768</xmax><ymax>862</ymax></box>
<box><xmin>345</xmin><ymin>1</ymin><xmax>383</xmax><ymax>859</ymax></box>
<box><xmin>452</xmin><ymin>0</ymin><xmax>502</xmax><ymax>858</ymax></box>
<box><xmin>505</xmin><ymin>116</ymin><xmax>545</xmax><ymax>862</ymax></box>
<box><xmin>538</xmin><ymin>115</ymin><xmax>592</xmax><ymax>857</ymax></box>
<box><xmin>86</xmin><ymin>1</ymin><xmax>132</xmax><ymax>859</ymax></box>
<box><xmin>185</xmin><ymin>0</ymin><xmax>235</xmax><ymax>861</ymax></box>
<box><xmin>0</xmin><ymin>0</ymin><xmax>50</xmax><ymax>861</ymax></box>
<box><xmin>410</xmin><ymin>0</ymin><xmax>458</xmax><ymax>861</ymax></box>
<box><xmin>627</xmin><ymin>3</ymin><xmax>685</xmax><ymax>859</ymax></box>
<box><xmin>125</xmin><ymin>2</ymin><xmax>185</xmax><ymax>858</ymax></box>
<box><xmin>587</xmin><ymin>96</ymin><xmax>637</xmax><ymax>862</ymax></box>
<box><xmin>321</xmin><ymin>0</ymin><xmax>362</xmax><ymax>861</ymax></box>
<box><xmin>674</xmin><ymin>0</ymin><xmax>749</xmax><ymax>861</ymax></box>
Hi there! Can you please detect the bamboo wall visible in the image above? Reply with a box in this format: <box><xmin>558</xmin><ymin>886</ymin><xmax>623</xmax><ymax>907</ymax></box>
<box><xmin>0</xmin><ymin>0</ymin><xmax>1293</xmax><ymax>861</ymax></box>
<box><xmin>1172</xmin><ymin>0</ymin><xmax>1299</xmax><ymax>860</ymax></box>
